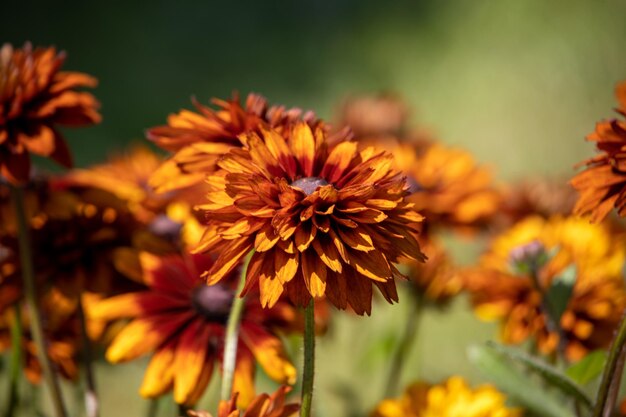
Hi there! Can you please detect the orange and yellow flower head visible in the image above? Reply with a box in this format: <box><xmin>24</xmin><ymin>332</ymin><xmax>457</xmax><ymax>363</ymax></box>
<box><xmin>0</xmin><ymin>178</ymin><xmax>168</xmax><ymax>299</ymax></box>
<box><xmin>464</xmin><ymin>215</ymin><xmax>626</xmax><ymax>360</ymax></box>
<box><xmin>188</xmin><ymin>386</ymin><xmax>299</xmax><ymax>417</ymax></box>
<box><xmin>571</xmin><ymin>81</ymin><xmax>626</xmax><ymax>222</ymax></box>
<box><xmin>197</xmin><ymin>122</ymin><xmax>426</xmax><ymax>315</ymax></box>
<box><xmin>147</xmin><ymin>93</ymin><xmax>330</xmax><ymax>193</ymax></box>
<box><xmin>89</xmin><ymin>252</ymin><xmax>297</xmax><ymax>406</ymax></box>
<box><xmin>372</xmin><ymin>376</ymin><xmax>521</xmax><ymax>417</ymax></box>
<box><xmin>0</xmin><ymin>43</ymin><xmax>101</xmax><ymax>184</ymax></box>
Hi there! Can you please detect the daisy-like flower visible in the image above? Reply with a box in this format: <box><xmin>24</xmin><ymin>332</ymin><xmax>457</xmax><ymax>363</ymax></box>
<box><xmin>0</xmin><ymin>178</ymin><xmax>170</xmax><ymax>299</ymax></box>
<box><xmin>197</xmin><ymin>122</ymin><xmax>425</xmax><ymax>315</ymax></box>
<box><xmin>147</xmin><ymin>93</ymin><xmax>328</xmax><ymax>193</ymax></box>
<box><xmin>338</xmin><ymin>94</ymin><xmax>410</xmax><ymax>140</ymax></box>
<box><xmin>571</xmin><ymin>81</ymin><xmax>626</xmax><ymax>222</ymax></box>
<box><xmin>464</xmin><ymin>215</ymin><xmax>626</xmax><ymax>360</ymax></box>
<box><xmin>89</xmin><ymin>252</ymin><xmax>297</xmax><ymax>406</ymax></box>
<box><xmin>188</xmin><ymin>386</ymin><xmax>299</xmax><ymax>417</ymax></box>
<box><xmin>0</xmin><ymin>289</ymin><xmax>105</xmax><ymax>385</ymax></box>
<box><xmin>0</xmin><ymin>43</ymin><xmax>101</xmax><ymax>183</ymax></box>
<box><xmin>394</xmin><ymin>141</ymin><xmax>500</xmax><ymax>232</ymax></box>
<box><xmin>372</xmin><ymin>376</ymin><xmax>521</xmax><ymax>417</ymax></box>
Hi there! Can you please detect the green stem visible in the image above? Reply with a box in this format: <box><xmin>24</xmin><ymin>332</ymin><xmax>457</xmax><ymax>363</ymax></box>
<box><xmin>592</xmin><ymin>309</ymin><xmax>626</xmax><ymax>417</ymax></box>
<box><xmin>300</xmin><ymin>299</ymin><xmax>316</xmax><ymax>417</ymax></box>
<box><xmin>10</xmin><ymin>185</ymin><xmax>68</xmax><ymax>417</ymax></box>
<box><xmin>146</xmin><ymin>398</ymin><xmax>159</xmax><ymax>417</ymax></box>
<box><xmin>384</xmin><ymin>290</ymin><xmax>423</xmax><ymax>398</ymax></box>
<box><xmin>4</xmin><ymin>304</ymin><xmax>23</xmax><ymax>417</ymax></box>
<box><xmin>219</xmin><ymin>257</ymin><xmax>249</xmax><ymax>401</ymax></box>
<box><xmin>177</xmin><ymin>403</ymin><xmax>188</xmax><ymax>417</ymax></box>
<box><xmin>77</xmin><ymin>298</ymin><xmax>99</xmax><ymax>417</ymax></box>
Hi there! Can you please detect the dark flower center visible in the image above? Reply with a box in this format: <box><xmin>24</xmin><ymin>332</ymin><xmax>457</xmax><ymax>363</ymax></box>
<box><xmin>291</xmin><ymin>177</ymin><xmax>329</xmax><ymax>196</ymax></box>
<box><xmin>406</xmin><ymin>176</ymin><xmax>423</xmax><ymax>193</ymax></box>
<box><xmin>148</xmin><ymin>214</ymin><xmax>182</xmax><ymax>242</ymax></box>
<box><xmin>191</xmin><ymin>284</ymin><xmax>235</xmax><ymax>323</ymax></box>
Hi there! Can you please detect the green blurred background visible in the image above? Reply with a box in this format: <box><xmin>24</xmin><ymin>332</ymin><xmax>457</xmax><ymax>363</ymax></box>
<box><xmin>3</xmin><ymin>0</ymin><xmax>626</xmax><ymax>416</ymax></box>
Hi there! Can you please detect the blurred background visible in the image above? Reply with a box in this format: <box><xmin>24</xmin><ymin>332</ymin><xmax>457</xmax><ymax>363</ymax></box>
<box><xmin>3</xmin><ymin>0</ymin><xmax>626</xmax><ymax>416</ymax></box>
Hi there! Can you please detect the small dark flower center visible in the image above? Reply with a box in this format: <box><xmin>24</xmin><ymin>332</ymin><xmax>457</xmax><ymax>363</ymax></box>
<box><xmin>406</xmin><ymin>176</ymin><xmax>423</xmax><ymax>193</ymax></box>
<box><xmin>191</xmin><ymin>284</ymin><xmax>235</xmax><ymax>323</ymax></box>
<box><xmin>148</xmin><ymin>214</ymin><xmax>183</xmax><ymax>241</ymax></box>
<box><xmin>291</xmin><ymin>177</ymin><xmax>329</xmax><ymax>196</ymax></box>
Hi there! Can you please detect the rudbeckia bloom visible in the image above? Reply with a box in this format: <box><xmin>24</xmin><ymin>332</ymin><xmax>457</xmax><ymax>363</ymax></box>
<box><xmin>188</xmin><ymin>386</ymin><xmax>299</xmax><ymax>417</ymax></box>
<box><xmin>89</xmin><ymin>252</ymin><xmax>297</xmax><ymax>406</ymax></box>
<box><xmin>571</xmin><ymin>81</ymin><xmax>626</xmax><ymax>222</ymax></box>
<box><xmin>372</xmin><ymin>376</ymin><xmax>521</xmax><ymax>417</ymax></box>
<box><xmin>147</xmin><ymin>93</ymin><xmax>327</xmax><ymax>193</ymax></box>
<box><xmin>464</xmin><ymin>215</ymin><xmax>626</xmax><ymax>360</ymax></box>
<box><xmin>197</xmin><ymin>122</ymin><xmax>425</xmax><ymax>315</ymax></box>
<box><xmin>394</xmin><ymin>141</ymin><xmax>500</xmax><ymax>232</ymax></box>
<box><xmin>0</xmin><ymin>178</ymin><xmax>169</xmax><ymax>298</ymax></box>
<box><xmin>0</xmin><ymin>43</ymin><xmax>101</xmax><ymax>183</ymax></box>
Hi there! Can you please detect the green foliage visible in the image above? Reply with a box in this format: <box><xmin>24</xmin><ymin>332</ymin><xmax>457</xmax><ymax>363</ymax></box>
<box><xmin>566</xmin><ymin>350</ymin><xmax>607</xmax><ymax>386</ymax></box>
<box><xmin>468</xmin><ymin>343</ymin><xmax>580</xmax><ymax>417</ymax></box>
<box><xmin>544</xmin><ymin>264</ymin><xmax>577</xmax><ymax>324</ymax></box>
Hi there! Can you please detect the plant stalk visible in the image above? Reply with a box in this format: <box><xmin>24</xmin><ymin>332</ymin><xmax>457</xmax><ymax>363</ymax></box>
<box><xmin>300</xmin><ymin>299</ymin><xmax>316</xmax><ymax>417</ymax></box>
<box><xmin>10</xmin><ymin>185</ymin><xmax>68</xmax><ymax>417</ymax></box>
<box><xmin>593</xmin><ymin>309</ymin><xmax>626</xmax><ymax>417</ymax></box>
<box><xmin>384</xmin><ymin>290</ymin><xmax>423</xmax><ymax>397</ymax></box>
<box><xmin>4</xmin><ymin>304</ymin><xmax>23</xmax><ymax>417</ymax></box>
<box><xmin>219</xmin><ymin>257</ymin><xmax>249</xmax><ymax>401</ymax></box>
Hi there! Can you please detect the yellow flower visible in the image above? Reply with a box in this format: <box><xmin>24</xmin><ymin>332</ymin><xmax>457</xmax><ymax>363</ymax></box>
<box><xmin>465</xmin><ymin>215</ymin><xmax>626</xmax><ymax>360</ymax></box>
<box><xmin>372</xmin><ymin>377</ymin><xmax>521</xmax><ymax>417</ymax></box>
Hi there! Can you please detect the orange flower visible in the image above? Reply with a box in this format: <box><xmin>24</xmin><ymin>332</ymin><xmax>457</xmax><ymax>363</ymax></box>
<box><xmin>0</xmin><ymin>290</ymin><xmax>105</xmax><ymax>385</ymax></box>
<box><xmin>89</xmin><ymin>252</ymin><xmax>297</xmax><ymax>406</ymax></box>
<box><xmin>147</xmin><ymin>93</ymin><xmax>328</xmax><ymax>193</ymax></box>
<box><xmin>464</xmin><ymin>216</ymin><xmax>626</xmax><ymax>361</ymax></box>
<box><xmin>197</xmin><ymin>122</ymin><xmax>425</xmax><ymax>315</ymax></box>
<box><xmin>188</xmin><ymin>386</ymin><xmax>299</xmax><ymax>417</ymax></box>
<box><xmin>392</xmin><ymin>141</ymin><xmax>500</xmax><ymax>232</ymax></box>
<box><xmin>0</xmin><ymin>178</ymin><xmax>171</xmax><ymax>299</ymax></box>
<box><xmin>0</xmin><ymin>43</ymin><xmax>101</xmax><ymax>183</ymax></box>
<box><xmin>571</xmin><ymin>81</ymin><xmax>626</xmax><ymax>222</ymax></box>
<box><xmin>338</xmin><ymin>94</ymin><xmax>410</xmax><ymax>140</ymax></box>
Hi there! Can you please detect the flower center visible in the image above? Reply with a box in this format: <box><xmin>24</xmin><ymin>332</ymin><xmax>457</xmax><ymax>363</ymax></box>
<box><xmin>508</xmin><ymin>239</ymin><xmax>547</xmax><ymax>276</ymax></box>
<box><xmin>406</xmin><ymin>176</ymin><xmax>423</xmax><ymax>193</ymax></box>
<box><xmin>148</xmin><ymin>214</ymin><xmax>182</xmax><ymax>241</ymax></box>
<box><xmin>191</xmin><ymin>284</ymin><xmax>235</xmax><ymax>323</ymax></box>
<box><xmin>291</xmin><ymin>177</ymin><xmax>329</xmax><ymax>196</ymax></box>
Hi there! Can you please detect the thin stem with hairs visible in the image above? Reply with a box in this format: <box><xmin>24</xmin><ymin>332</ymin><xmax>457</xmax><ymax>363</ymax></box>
<box><xmin>219</xmin><ymin>255</ymin><xmax>250</xmax><ymax>401</ymax></box>
<box><xmin>593</xmin><ymin>309</ymin><xmax>626</xmax><ymax>417</ymax></box>
<box><xmin>300</xmin><ymin>299</ymin><xmax>316</xmax><ymax>417</ymax></box>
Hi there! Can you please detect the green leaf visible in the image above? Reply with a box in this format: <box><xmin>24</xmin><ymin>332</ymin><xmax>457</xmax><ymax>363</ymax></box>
<box><xmin>566</xmin><ymin>350</ymin><xmax>607</xmax><ymax>385</ymax></box>
<box><xmin>468</xmin><ymin>344</ymin><xmax>575</xmax><ymax>417</ymax></box>
<box><xmin>486</xmin><ymin>342</ymin><xmax>593</xmax><ymax>409</ymax></box>
<box><xmin>545</xmin><ymin>264</ymin><xmax>577</xmax><ymax>323</ymax></box>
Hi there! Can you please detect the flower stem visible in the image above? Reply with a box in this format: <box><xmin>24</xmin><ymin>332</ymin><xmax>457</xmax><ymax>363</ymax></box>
<box><xmin>77</xmin><ymin>297</ymin><xmax>99</xmax><ymax>417</ymax></box>
<box><xmin>220</xmin><ymin>256</ymin><xmax>250</xmax><ymax>401</ymax></box>
<box><xmin>592</xmin><ymin>309</ymin><xmax>626</xmax><ymax>417</ymax></box>
<box><xmin>146</xmin><ymin>398</ymin><xmax>159</xmax><ymax>417</ymax></box>
<box><xmin>300</xmin><ymin>299</ymin><xmax>316</xmax><ymax>417</ymax></box>
<box><xmin>3</xmin><ymin>304</ymin><xmax>23</xmax><ymax>417</ymax></box>
<box><xmin>10</xmin><ymin>185</ymin><xmax>67</xmax><ymax>417</ymax></box>
<box><xmin>384</xmin><ymin>290</ymin><xmax>423</xmax><ymax>398</ymax></box>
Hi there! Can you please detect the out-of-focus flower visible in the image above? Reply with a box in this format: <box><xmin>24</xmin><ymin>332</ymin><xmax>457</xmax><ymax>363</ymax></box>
<box><xmin>0</xmin><ymin>290</ymin><xmax>105</xmax><ymax>384</ymax></box>
<box><xmin>197</xmin><ymin>122</ymin><xmax>425</xmax><ymax>315</ymax></box>
<box><xmin>0</xmin><ymin>43</ymin><xmax>101</xmax><ymax>184</ymax></box>
<box><xmin>371</xmin><ymin>376</ymin><xmax>521</xmax><ymax>417</ymax></box>
<box><xmin>395</xmin><ymin>141</ymin><xmax>500</xmax><ymax>232</ymax></box>
<box><xmin>0</xmin><ymin>179</ymin><xmax>171</xmax><ymax>299</ymax></box>
<box><xmin>147</xmin><ymin>93</ymin><xmax>331</xmax><ymax>193</ymax></box>
<box><xmin>571</xmin><ymin>81</ymin><xmax>626</xmax><ymax>222</ymax></box>
<box><xmin>89</xmin><ymin>252</ymin><xmax>297</xmax><ymax>406</ymax></box>
<box><xmin>464</xmin><ymin>215</ymin><xmax>626</xmax><ymax>361</ymax></box>
<box><xmin>406</xmin><ymin>239</ymin><xmax>462</xmax><ymax>305</ymax></box>
<box><xmin>188</xmin><ymin>386</ymin><xmax>299</xmax><ymax>417</ymax></box>
<box><xmin>497</xmin><ymin>178</ymin><xmax>577</xmax><ymax>227</ymax></box>
<box><xmin>338</xmin><ymin>94</ymin><xmax>409</xmax><ymax>139</ymax></box>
